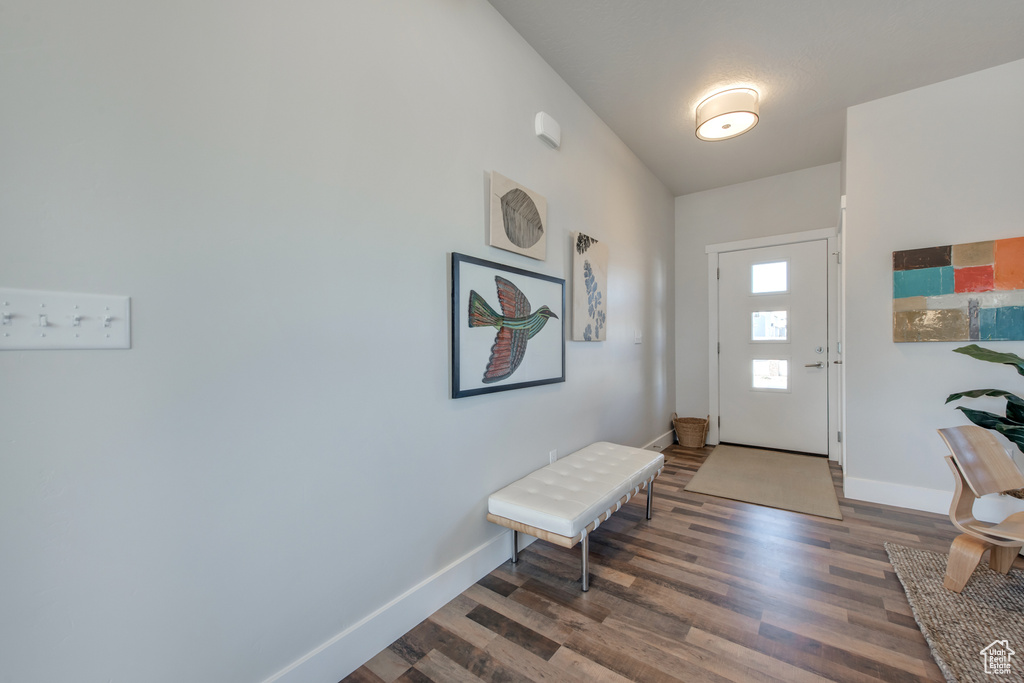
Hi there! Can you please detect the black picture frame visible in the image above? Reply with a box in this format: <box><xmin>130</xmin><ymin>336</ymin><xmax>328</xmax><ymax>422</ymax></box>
<box><xmin>451</xmin><ymin>252</ymin><xmax>565</xmax><ymax>398</ymax></box>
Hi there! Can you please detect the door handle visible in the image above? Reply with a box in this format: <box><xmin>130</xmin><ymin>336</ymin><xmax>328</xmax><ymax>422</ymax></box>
<box><xmin>804</xmin><ymin>362</ymin><xmax>825</xmax><ymax>368</ymax></box>
<box><xmin>833</xmin><ymin>360</ymin><xmax>842</xmax><ymax>365</ymax></box>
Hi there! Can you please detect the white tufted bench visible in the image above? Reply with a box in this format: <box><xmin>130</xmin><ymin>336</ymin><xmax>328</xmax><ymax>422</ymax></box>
<box><xmin>486</xmin><ymin>442</ymin><xmax>664</xmax><ymax>591</ymax></box>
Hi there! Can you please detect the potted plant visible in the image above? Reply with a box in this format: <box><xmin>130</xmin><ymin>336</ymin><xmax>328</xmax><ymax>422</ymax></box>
<box><xmin>946</xmin><ymin>344</ymin><xmax>1024</xmax><ymax>498</ymax></box>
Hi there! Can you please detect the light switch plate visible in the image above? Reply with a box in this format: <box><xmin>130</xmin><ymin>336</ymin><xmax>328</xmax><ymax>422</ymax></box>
<box><xmin>0</xmin><ymin>288</ymin><xmax>131</xmax><ymax>350</ymax></box>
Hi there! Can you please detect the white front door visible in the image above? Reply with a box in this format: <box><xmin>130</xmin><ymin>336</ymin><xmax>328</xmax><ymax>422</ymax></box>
<box><xmin>718</xmin><ymin>240</ymin><xmax>829</xmax><ymax>455</ymax></box>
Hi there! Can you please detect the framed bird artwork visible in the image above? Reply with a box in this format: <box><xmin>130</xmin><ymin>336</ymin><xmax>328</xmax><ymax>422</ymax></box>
<box><xmin>451</xmin><ymin>253</ymin><xmax>565</xmax><ymax>398</ymax></box>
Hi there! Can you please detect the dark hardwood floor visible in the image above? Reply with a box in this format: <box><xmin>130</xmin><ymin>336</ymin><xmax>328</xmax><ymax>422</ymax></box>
<box><xmin>343</xmin><ymin>443</ymin><xmax>998</xmax><ymax>682</ymax></box>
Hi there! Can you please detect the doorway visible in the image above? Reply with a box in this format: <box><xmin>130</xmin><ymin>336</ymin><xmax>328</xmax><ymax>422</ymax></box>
<box><xmin>706</xmin><ymin>228</ymin><xmax>841</xmax><ymax>460</ymax></box>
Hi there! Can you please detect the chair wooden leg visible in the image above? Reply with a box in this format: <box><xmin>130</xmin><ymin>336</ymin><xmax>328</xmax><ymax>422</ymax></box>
<box><xmin>944</xmin><ymin>534</ymin><xmax>992</xmax><ymax>592</ymax></box>
<box><xmin>989</xmin><ymin>544</ymin><xmax>1022</xmax><ymax>574</ymax></box>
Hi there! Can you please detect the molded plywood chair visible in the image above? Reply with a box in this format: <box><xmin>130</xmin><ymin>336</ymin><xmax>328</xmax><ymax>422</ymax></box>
<box><xmin>938</xmin><ymin>425</ymin><xmax>1024</xmax><ymax>592</ymax></box>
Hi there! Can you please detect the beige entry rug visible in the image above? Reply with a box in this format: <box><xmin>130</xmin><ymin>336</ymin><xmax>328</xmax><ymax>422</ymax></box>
<box><xmin>885</xmin><ymin>543</ymin><xmax>1024</xmax><ymax>683</ymax></box>
<box><xmin>684</xmin><ymin>444</ymin><xmax>842</xmax><ymax>520</ymax></box>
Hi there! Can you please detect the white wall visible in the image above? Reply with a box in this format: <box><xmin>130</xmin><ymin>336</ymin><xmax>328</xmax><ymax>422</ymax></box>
<box><xmin>0</xmin><ymin>2</ymin><xmax>675</xmax><ymax>681</ymax></box>
<box><xmin>844</xmin><ymin>59</ymin><xmax>1024</xmax><ymax>510</ymax></box>
<box><xmin>674</xmin><ymin>164</ymin><xmax>841</xmax><ymax>420</ymax></box>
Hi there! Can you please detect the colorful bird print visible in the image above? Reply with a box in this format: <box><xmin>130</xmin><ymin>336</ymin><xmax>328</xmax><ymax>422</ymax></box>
<box><xmin>468</xmin><ymin>276</ymin><xmax>558</xmax><ymax>383</ymax></box>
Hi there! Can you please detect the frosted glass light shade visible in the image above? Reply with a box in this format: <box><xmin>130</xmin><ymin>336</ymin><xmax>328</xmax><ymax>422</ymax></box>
<box><xmin>695</xmin><ymin>88</ymin><xmax>759</xmax><ymax>141</ymax></box>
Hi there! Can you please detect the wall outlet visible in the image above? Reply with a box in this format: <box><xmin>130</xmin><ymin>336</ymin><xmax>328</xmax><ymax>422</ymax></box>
<box><xmin>634</xmin><ymin>329</ymin><xmax>643</xmax><ymax>344</ymax></box>
<box><xmin>549</xmin><ymin>449</ymin><xmax>557</xmax><ymax>464</ymax></box>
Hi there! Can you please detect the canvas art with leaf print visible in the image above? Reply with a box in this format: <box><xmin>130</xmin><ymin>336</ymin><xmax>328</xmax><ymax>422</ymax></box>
<box><xmin>572</xmin><ymin>232</ymin><xmax>608</xmax><ymax>341</ymax></box>
<box><xmin>488</xmin><ymin>171</ymin><xmax>547</xmax><ymax>261</ymax></box>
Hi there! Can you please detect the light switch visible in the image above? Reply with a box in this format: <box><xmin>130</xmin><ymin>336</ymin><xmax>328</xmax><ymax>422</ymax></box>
<box><xmin>0</xmin><ymin>288</ymin><xmax>131</xmax><ymax>350</ymax></box>
<box><xmin>634</xmin><ymin>329</ymin><xmax>643</xmax><ymax>344</ymax></box>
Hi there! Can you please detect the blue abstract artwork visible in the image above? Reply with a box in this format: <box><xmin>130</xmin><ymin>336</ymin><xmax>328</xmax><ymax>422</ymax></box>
<box><xmin>893</xmin><ymin>237</ymin><xmax>1024</xmax><ymax>342</ymax></box>
<box><xmin>572</xmin><ymin>232</ymin><xmax>608</xmax><ymax>341</ymax></box>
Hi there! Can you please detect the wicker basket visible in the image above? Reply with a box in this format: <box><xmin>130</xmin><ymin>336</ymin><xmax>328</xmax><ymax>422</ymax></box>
<box><xmin>672</xmin><ymin>413</ymin><xmax>709</xmax><ymax>448</ymax></box>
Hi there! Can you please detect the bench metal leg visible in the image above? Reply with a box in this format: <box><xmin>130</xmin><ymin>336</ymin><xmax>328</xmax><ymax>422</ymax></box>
<box><xmin>581</xmin><ymin>536</ymin><xmax>590</xmax><ymax>591</ymax></box>
<box><xmin>647</xmin><ymin>480</ymin><xmax>654</xmax><ymax>520</ymax></box>
<box><xmin>511</xmin><ymin>530</ymin><xmax>519</xmax><ymax>564</ymax></box>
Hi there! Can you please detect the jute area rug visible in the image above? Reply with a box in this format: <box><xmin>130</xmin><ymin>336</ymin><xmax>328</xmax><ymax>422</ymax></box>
<box><xmin>885</xmin><ymin>543</ymin><xmax>1024</xmax><ymax>683</ymax></box>
<box><xmin>684</xmin><ymin>444</ymin><xmax>842</xmax><ymax>520</ymax></box>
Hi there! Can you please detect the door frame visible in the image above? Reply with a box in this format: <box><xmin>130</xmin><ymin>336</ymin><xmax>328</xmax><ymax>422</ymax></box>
<box><xmin>706</xmin><ymin>227</ymin><xmax>842</xmax><ymax>462</ymax></box>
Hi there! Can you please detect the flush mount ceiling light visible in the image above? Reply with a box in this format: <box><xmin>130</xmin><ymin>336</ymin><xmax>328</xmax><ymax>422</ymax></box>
<box><xmin>695</xmin><ymin>88</ymin><xmax>759</xmax><ymax>141</ymax></box>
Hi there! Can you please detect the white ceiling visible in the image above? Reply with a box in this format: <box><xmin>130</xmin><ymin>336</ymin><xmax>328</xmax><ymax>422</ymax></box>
<box><xmin>487</xmin><ymin>0</ymin><xmax>1024</xmax><ymax>196</ymax></box>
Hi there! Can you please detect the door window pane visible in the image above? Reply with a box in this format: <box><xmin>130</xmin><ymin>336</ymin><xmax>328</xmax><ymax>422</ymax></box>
<box><xmin>752</xmin><ymin>359</ymin><xmax>788</xmax><ymax>389</ymax></box>
<box><xmin>752</xmin><ymin>261</ymin><xmax>787</xmax><ymax>293</ymax></box>
<box><xmin>752</xmin><ymin>310</ymin><xmax>787</xmax><ymax>341</ymax></box>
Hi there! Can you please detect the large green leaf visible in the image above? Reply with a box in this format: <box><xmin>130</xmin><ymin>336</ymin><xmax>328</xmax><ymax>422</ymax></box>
<box><xmin>1008</xmin><ymin>400</ymin><xmax>1024</xmax><ymax>424</ymax></box>
<box><xmin>956</xmin><ymin>407</ymin><xmax>1024</xmax><ymax>451</ymax></box>
<box><xmin>945</xmin><ymin>388</ymin><xmax>1024</xmax><ymax>405</ymax></box>
<box><xmin>956</xmin><ymin>406</ymin><xmax>1022</xmax><ymax>429</ymax></box>
<box><xmin>953</xmin><ymin>344</ymin><xmax>1024</xmax><ymax>376</ymax></box>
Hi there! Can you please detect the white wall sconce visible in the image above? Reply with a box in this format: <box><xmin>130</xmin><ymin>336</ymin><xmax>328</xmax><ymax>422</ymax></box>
<box><xmin>695</xmin><ymin>88</ymin><xmax>759</xmax><ymax>141</ymax></box>
<box><xmin>535</xmin><ymin>112</ymin><xmax>561</xmax><ymax>149</ymax></box>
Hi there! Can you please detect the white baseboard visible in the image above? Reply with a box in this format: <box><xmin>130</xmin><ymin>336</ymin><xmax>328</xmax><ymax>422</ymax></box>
<box><xmin>643</xmin><ymin>429</ymin><xmax>675</xmax><ymax>451</ymax></box>
<box><xmin>844</xmin><ymin>476</ymin><xmax>1024</xmax><ymax>522</ymax></box>
<box><xmin>263</xmin><ymin>429</ymin><xmax>679</xmax><ymax>682</ymax></box>
<box><xmin>262</xmin><ymin>529</ymin><xmax>517</xmax><ymax>683</ymax></box>
<box><xmin>843</xmin><ymin>477</ymin><xmax>951</xmax><ymax>515</ymax></box>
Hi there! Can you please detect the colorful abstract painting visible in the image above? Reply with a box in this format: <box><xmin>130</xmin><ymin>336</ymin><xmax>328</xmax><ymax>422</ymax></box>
<box><xmin>571</xmin><ymin>232</ymin><xmax>608</xmax><ymax>341</ymax></box>
<box><xmin>893</xmin><ymin>237</ymin><xmax>1024</xmax><ymax>342</ymax></box>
